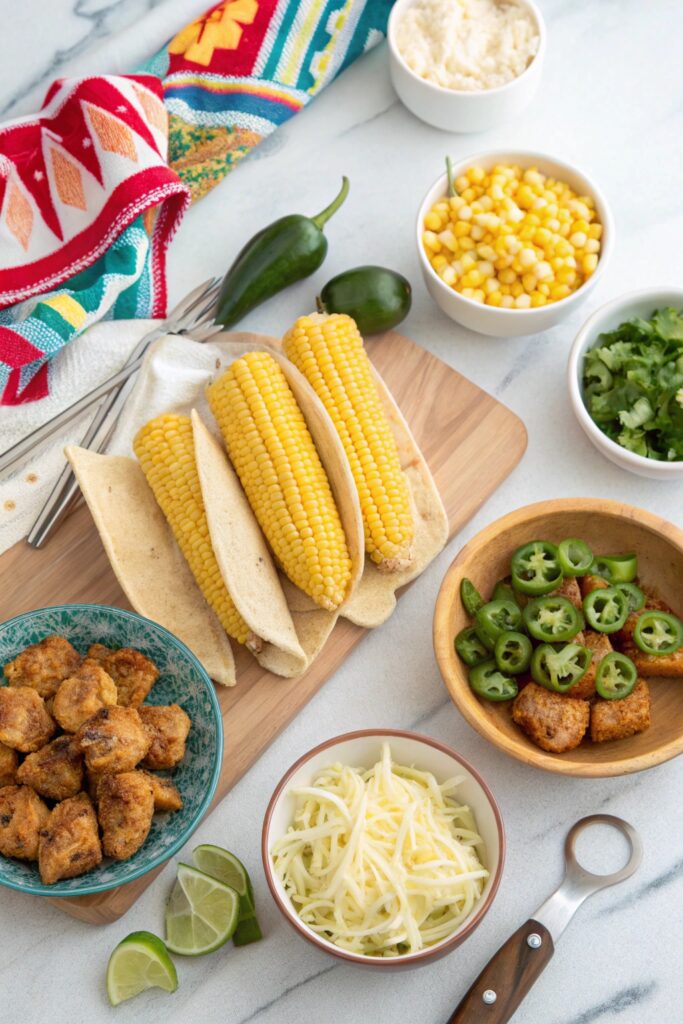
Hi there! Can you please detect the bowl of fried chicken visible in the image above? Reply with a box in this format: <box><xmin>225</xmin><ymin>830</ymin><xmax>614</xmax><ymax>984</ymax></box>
<box><xmin>0</xmin><ymin>604</ymin><xmax>223</xmax><ymax>896</ymax></box>
<box><xmin>434</xmin><ymin>499</ymin><xmax>683</xmax><ymax>777</ymax></box>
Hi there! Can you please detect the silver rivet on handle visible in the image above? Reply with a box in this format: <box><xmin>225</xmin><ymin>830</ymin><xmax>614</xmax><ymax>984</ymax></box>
<box><xmin>482</xmin><ymin>990</ymin><xmax>497</xmax><ymax>1005</ymax></box>
<box><xmin>527</xmin><ymin>933</ymin><xmax>542</xmax><ymax>949</ymax></box>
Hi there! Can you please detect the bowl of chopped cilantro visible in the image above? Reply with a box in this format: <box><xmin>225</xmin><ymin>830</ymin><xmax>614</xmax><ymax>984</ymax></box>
<box><xmin>568</xmin><ymin>289</ymin><xmax>683</xmax><ymax>478</ymax></box>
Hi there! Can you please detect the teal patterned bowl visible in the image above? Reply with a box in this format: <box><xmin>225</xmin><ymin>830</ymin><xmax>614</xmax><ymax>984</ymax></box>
<box><xmin>0</xmin><ymin>604</ymin><xmax>223</xmax><ymax>898</ymax></box>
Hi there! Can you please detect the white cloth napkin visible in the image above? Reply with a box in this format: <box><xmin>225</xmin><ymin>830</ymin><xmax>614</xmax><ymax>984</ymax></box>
<box><xmin>0</xmin><ymin>319</ymin><xmax>156</xmax><ymax>555</ymax></box>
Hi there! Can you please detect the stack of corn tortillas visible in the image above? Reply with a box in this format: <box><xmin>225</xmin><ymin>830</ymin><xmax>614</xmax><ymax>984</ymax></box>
<box><xmin>67</xmin><ymin>322</ymin><xmax>448</xmax><ymax>687</ymax></box>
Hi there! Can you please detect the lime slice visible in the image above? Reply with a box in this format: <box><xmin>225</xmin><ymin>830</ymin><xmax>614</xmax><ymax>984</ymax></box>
<box><xmin>165</xmin><ymin>863</ymin><xmax>239</xmax><ymax>956</ymax></box>
<box><xmin>192</xmin><ymin>844</ymin><xmax>254</xmax><ymax>919</ymax></box>
<box><xmin>106</xmin><ymin>931</ymin><xmax>177</xmax><ymax>1007</ymax></box>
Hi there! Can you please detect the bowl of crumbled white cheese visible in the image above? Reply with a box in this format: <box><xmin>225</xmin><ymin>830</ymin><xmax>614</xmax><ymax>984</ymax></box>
<box><xmin>388</xmin><ymin>0</ymin><xmax>545</xmax><ymax>132</ymax></box>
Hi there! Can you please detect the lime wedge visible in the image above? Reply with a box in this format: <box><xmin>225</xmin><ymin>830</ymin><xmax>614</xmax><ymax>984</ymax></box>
<box><xmin>192</xmin><ymin>844</ymin><xmax>254</xmax><ymax>919</ymax></box>
<box><xmin>106</xmin><ymin>931</ymin><xmax>177</xmax><ymax>1007</ymax></box>
<box><xmin>234</xmin><ymin>916</ymin><xmax>263</xmax><ymax>946</ymax></box>
<box><xmin>165</xmin><ymin>863</ymin><xmax>239</xmax><ymax>956</ymax></box>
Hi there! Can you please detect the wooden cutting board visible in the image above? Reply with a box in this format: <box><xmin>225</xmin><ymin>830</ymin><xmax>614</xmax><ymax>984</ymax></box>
<box><xmin>0</xmin><ymin>330</ymin><xmax>526</xmax><ymax>924</ymax></box>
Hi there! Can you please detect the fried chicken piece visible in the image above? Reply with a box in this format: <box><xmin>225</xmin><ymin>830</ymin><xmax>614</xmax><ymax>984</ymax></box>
<box><xmin>76</xmin><ymin>706</ymin><xmax>151</xmax><ymax>774</ymax></box>
<box><xmin>98</xmin><ymin>771</ymin><xmax>154</xmax><ymax>860</ymax></box>
<box><xmin>0</xmin><ymin>742</ymin><xmax>19</xmax><ymax>787</ymax></box>
<box><xmin>590</xmin><ymin>679</ymin><xmax>651</xmax><ymax>742</ymax></box>
<box><xmin>0</xmin><ymin>785</ymin><xmax>50</xmax><ymax>860</ymax></box>
<box><xmin>512</xmin><ymin>682</ymin><xmax>589</xmax><ymax>753</ymax></box>
<box><xmin>566</xmin><ymin>630</ymin><xmax>613</xmax><ymax>701</ymax></box>
<box><xmin>580</xmin><ymin>574</ymin><xmax>609</xmax><ymax>598</ymax></box>
<box><xmin>552</xmin><ymin>576</ymin><xmax>583</xmax><ymax>610</ymax></box>
<box><xmin>621</xmin><ymin>642</ymin><xmax>683</xmax><ymax>678</ymax></box>
<box><xmin>87</xmin><ymin>645</ymin><xmax>159</xmax><ymax>708</ymax></box>
<box><xmin>4</xmin><ymin>636</ymin><xmax>81</xmax><ymax>699</ymax></box>
<box><xmin>52</xmin><ymin>659</ymin><xmax>118</xmax><ymax>733</ymax></box>
<box><xmin>84</xmin><ymin>770</ymin><xmax>106</xmax><ymax>804</ymax></box>
<box><xmin>16</xmin><ymin>736</ymin><xmax>84</xmax><ymax>801</ymax></box>
<box><xmin>38</xmin><ymin>793</ymin><xmax>102</xmax><ymax>885</ymax></box>
<box><xmin>141</xmin><ymin>771</ymin><xmax>183</xmax><ymax>812</ymax></box>
<box><xmin>140</xmin><ymin>704</ymin><xmax>191</xmax><ymax>770</ymax></box>
<box><xmin>0</xmin><ymin>687</ymin><xmax>56</xmax><ymax>752</ymax></box>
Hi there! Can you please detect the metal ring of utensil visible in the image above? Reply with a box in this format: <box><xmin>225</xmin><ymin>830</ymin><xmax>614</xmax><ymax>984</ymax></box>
<box><xmin>564</xmin><ymin>814</ymin><xmax>643</xmax><ymax>889</ymax></box>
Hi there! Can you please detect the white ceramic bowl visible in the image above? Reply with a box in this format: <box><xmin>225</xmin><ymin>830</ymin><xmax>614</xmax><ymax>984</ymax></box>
<box><xmin>262</xmin><ymin>729</ymin><xmax>504</xmax><ymax>968</ymax></box>
<box><xmin>416</xmin><ymin>151</ymin><xmax>614</xmax><ymax>337</ymax></box>
<box><xmin>387</xmin><ymin>0</ymin><xmax>546</xmax><ymax>133</ymax></box>
<box><xmin>568</xmin><ymin>288</ymin><xmax>683</xmax><ymax>479</ymax></box>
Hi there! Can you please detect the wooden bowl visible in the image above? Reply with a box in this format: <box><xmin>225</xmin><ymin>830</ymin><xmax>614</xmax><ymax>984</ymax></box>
<box><xmin>433</xmin><ymin>499</ymin><xmax>683</xmax><ymax>777</ymax></box>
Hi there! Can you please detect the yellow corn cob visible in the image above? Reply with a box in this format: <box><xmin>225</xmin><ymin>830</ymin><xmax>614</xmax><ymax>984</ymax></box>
<box><xmin>282</xmin><ymin>313</ymin><xmax>413</xmax><ymax>570</ymax></box>
<box><xmin>133</xmin><ymin>413</ymin><xmax>250</xmax><ymax>645</ymax></box>
<box><xmin>206</xmin><ymin>351</ymin><xmax>352</xmax><ymax>611</ymax></box>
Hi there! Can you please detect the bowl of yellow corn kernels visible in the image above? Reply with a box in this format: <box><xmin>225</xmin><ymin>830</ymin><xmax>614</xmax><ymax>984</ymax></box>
<box><xmin>417</xmin><ymin>151</ymin><xmax>614</xmax><ymax>337</ymax></box>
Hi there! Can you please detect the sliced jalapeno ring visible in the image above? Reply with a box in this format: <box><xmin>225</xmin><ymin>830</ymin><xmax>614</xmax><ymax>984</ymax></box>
<box><xmin>595</xmin><ymin>652</ymin><xmax>637</xmax><ymax>700</ymax></box>
<box><xmin>454</xmin><ymin>627</ymin><xmax>490</xmax><ymax>667</ymax></box>
<box><xmin>460</xmin><ymin>578</ymin><xmax>484</xmax><ymax>617</ymax></box>
<box><xmin>523</xmin><ymin>595</ymin><xmax>584</xmax><ymax>643</ymax></box>
<box><xmin>633</xmin><ymin>610</ymin><xmax>683</xmax><ymax>655</ymax></box>
<box><xmin>557</xmin><ymin>538</ymin><xmax>594</xmax><ymax>577</ymax></box>
<box><xmin>469</xmin><ymin>660</ymin><xmax>518</xmax><ymax>702</ymax></box>
<box><xmin>474</xmin><ymin>599</ymin><xmax>523</xmax><ymax>647</ymax></box>
<box><xmin>511</xmin><ymin>540</ymin><xmax>563</xmax><ymax>596</ymax></box>
<box><xmin>583</xmin><ymin>586</ymin><xmax>629</xmax><ymax>634</ymax></box>
<box><xmin>492</xmin><ymin>579</ymin><xmax>520</xmax><ymax>606</ymax></box>
<box><xmin>494</xmin><ymin>632</ymin><xmax>532</xmax><ymax>675</ymax></box>
<box><xmin>530</xmin><ymin>643</ymin><xmax>592</xmax><ymax>693</ymax></box>
<box><xmin>590</xmin><ymin>553</ymin><xmax>638</xmax><ymax>584</ymax></box>
<box><xmin>616</xmin><ymin>582</ymin><xmax>645</xmax><ymax>614</ymax></box>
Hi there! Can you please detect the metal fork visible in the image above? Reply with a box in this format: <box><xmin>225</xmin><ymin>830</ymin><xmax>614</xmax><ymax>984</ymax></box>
<box><xmin>19</xmin><ymin>277</ymin><xmax>224</xmax><ymax>548</ymax></box>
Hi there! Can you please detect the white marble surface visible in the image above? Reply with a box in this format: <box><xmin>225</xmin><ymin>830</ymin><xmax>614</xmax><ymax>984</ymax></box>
<box><xmin>1</xmin><ymin>1</ymin><xmax>682</xmax><ymax>1022</ymax></box>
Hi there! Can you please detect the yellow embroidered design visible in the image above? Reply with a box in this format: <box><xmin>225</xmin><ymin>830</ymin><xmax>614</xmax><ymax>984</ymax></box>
<box><xmin>169</xmin><ymin>1</ymin><xmax>259</xmax><ymax>66</ymax></box>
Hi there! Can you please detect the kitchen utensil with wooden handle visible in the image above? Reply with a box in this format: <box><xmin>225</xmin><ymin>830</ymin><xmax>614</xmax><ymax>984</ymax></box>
<box><xmin>447</xmin><ymin>815</ymin><xmax>642</xmax><ymax>1023</ymax></box>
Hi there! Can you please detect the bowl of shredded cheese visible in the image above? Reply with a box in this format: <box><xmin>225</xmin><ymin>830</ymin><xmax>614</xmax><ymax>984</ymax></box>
<box><xmin>262</xmin><ymin>730</ymin><xmax>504</xmax><ymax>966</ymax></box>
<box><xmin>388</xmin><ymin>0</ymin><xmax>546</xmax><ymax>133</ymax></box>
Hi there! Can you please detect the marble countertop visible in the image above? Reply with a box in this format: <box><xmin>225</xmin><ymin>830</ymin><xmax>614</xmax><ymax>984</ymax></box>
<box><xmin>1</xmin><ymin>2</ymin><xmax>682</xmax><ymax>1022</ymax></box>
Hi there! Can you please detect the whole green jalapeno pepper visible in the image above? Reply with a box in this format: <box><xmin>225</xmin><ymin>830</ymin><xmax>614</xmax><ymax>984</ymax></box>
<box><xmin>216</xmin><ymin>178</ymin><xmax>349</xmax><ymax>328</ymax></box>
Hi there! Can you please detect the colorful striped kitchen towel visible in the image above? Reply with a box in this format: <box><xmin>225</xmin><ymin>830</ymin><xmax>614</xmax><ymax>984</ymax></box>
<box><xmin>0</xmin><ymin>0</ymin><xmax>392</xmax><ymax>405</ymax></box>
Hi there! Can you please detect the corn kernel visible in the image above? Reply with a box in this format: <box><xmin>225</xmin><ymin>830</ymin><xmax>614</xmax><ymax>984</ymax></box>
<box><xmin>515</xmin><ymin>293</ymin><xmax>532</xmax><ymax>309</ymax></box>
<box><xmin>583</xmin><ymin>253</ymin><xmax>599</xmax><ymax>275</ymax></box>
<box><xmin>424</xmin><ymin>212</ymin><xmax>442</xmax><ymax>232</ymax></box>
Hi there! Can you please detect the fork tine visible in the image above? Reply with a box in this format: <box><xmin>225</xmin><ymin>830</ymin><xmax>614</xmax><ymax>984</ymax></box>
<box><xmin>166</xmin><ymin>277</ymin><xmax>217</xmax><ymax>323</ymax></box>
<box><xmin>174</xmin><ymin>281</ymin><xmax>221</xmax><ymax>333</ymax></box>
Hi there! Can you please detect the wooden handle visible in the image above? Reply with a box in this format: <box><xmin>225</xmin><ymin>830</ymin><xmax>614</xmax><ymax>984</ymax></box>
<box><xmin>446</xmin><ymin>920</ymin><xmax>554</xmax><ymax>1024</ymax></box>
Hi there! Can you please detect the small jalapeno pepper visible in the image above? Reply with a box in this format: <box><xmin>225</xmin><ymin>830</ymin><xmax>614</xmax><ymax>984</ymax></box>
<box><xmin>531</xmin><ymin>643</ymin><xmax>592</xmax><ymax>693</ymax></box>
<box><xmin>522</xmin><ymin>595</ymin><xmax>584</xmax><ymax>643</ymax></box>
<box><xmin>460</xmin><ymin>578</ymin><xmax>484</xmax><ymax>617</ymax></box>
<box><xmin>595</xmin><ymin>652</ymin><xmax>638</xmax><ymax>700</ymax></box>
<box><xmin>494</xmin><ymin>632</ymin><xmax>532</xmax><ymax>675</ymax></box>
<box><xmin>633</xmin><ymin>610</ymin><xmax>683</xmax><ymax>655</ymax></box>
<box><xmin>557</xmin><ymin>538</ymin><xmax>593</xmax><ymax>577</ymax></box>
<box><xmin>474</xmin><ymin>599</ymin><xmax>522</xmax><ymax>647</ymax></box>
<box><xmin>511</xmin><ymin>541</ymin><xmax>563</xmax><ymax>596</ymax></box>
<box><xmin>590</xmin><ymin>553</ymin><xmax>638</xmax><ymax>584</ymax></box>
<box><xmin>583</xmin><ymin>586</ymin><xmax>628</xmax><ymax>633</ymax></box>
<box><xmin>469</xmin><ymin>660</ymin><xmax>518</xmax><ymax>702</ymax></box>
<box><xmin>492</xmin><ymin>579</ymin><xmax>520</xmax><ymax>606</ymax></box>
<box><xmin>454</xmin><ymin>627</ymin><xmax>490</xmax><ymax>667</ymax></box>
<box><xmin>616</xmin><ymin>582</ymin><xmax>645</xmax><ymax>614</ymax></box>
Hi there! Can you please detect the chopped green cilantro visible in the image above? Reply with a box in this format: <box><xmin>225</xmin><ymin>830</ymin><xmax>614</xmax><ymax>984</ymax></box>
<box><xmin>582</xmin><ymin>308</ymin><xmax>683</xmax><ymax>461</ymax></box>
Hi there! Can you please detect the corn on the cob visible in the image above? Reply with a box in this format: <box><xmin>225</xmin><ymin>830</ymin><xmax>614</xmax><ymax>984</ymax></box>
<box><xmin>133</xmin><ymin>413</ymin><xmax>251</xmax><ymax>645</ymax></box>
<box><xmin>282</xmin><ymin>313</ymin><xmax>413</xmax><ymax>570</ymax></box>
<box><xmin>206</xmin><ymin>351</ymin><xmax>352</xmax><ymax>612</ymax></box>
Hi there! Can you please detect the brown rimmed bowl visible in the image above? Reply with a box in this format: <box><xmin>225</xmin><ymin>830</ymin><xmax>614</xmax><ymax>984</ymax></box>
<box><xmin>434</xmin><ymin>499</ymin><xmax>683</xmax><ymax>778</ymax></box>
<box><xmin>261</xmin><ymin>728</ymin><xmax>504</xmax><ymax>968</ymax></box>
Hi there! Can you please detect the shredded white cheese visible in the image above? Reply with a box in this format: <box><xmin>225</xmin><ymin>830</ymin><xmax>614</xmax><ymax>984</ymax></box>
<box><xmin>396</xmin><ymin>0</ymin><xmax>540</xmax><ymax>92</ymax></box>
<box><xmin>271</xmin><ymin>743</ymin><xmax>488</xmax><ymax>957</ymax></box>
